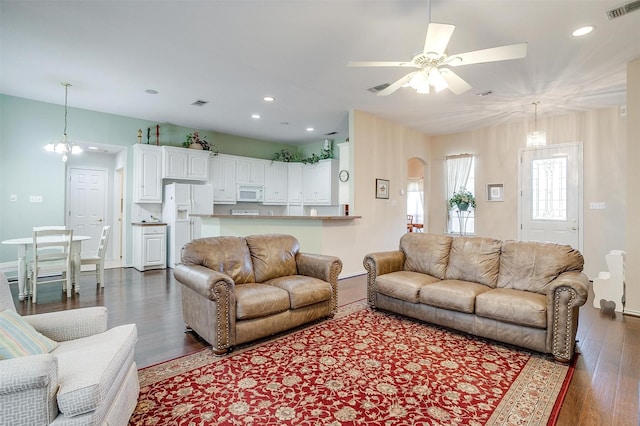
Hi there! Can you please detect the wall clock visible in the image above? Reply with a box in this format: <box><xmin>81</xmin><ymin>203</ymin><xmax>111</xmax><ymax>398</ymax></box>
<box><xmin>339</xmin><ymin>170</ymin><xmax>349</xmax><ymax>182</ymax></box>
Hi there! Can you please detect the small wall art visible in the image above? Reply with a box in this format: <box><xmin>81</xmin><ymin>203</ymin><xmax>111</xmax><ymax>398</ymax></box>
<box><xmin>376</xmin><ymin>178</ymin><xmax>390</xmax><ymax>199</ymax></box>
<box><xmin>487</xmin><ymin>183</ymin><xmax>504</xmax><ymax>202</ymax></box>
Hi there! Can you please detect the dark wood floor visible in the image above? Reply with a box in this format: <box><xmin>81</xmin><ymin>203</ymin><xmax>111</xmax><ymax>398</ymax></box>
<box><xmin>8</xmin><ymin>268</ymin><xmax>639</xmax><ymax>425</ymax></box>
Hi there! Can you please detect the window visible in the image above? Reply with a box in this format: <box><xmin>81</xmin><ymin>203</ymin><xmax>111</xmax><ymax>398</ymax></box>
<box><xmin>407</xmin><ymin>178</ymin><xmax>424</xmax><ymax>225</ymax></box>
<box><xmin>446</xmin><ymin>154</ymin><xmax>475</xmax><ymax>234</ymax></box>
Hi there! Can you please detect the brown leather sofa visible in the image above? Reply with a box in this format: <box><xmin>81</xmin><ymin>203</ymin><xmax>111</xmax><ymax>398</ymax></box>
<box><xmin>174</xmin><ymin>234</ymin><xmax>342</xmax><ymax>354</ymax></box>
<box><xmin>364</xmin><ymin>233</ymin><xmax>589</xmax><ymax>362</ymax></box>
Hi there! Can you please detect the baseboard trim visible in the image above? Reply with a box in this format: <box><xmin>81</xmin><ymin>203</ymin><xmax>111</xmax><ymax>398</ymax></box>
<box><xmin>623</xmin><ymin>309</ymin><xmax>640</xmax><ymax>318</ymax></box>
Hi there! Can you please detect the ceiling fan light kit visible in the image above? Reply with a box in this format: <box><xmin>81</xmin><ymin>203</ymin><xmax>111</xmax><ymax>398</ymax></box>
<box><xmin>349</xmin><ymin>20</ymin><xmax>527</xmax><ymax>96</ymax></box>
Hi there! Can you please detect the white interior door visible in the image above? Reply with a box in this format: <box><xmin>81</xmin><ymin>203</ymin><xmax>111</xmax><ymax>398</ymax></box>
<box><xmin>67</xmin><ymin>167</ymin><xmax>108</xmax><ymax>256</ymax></box>
<box><xmin>519</xmin><ymin>143</ymin><xmax>582</xmax><ymax>250</ymax></box>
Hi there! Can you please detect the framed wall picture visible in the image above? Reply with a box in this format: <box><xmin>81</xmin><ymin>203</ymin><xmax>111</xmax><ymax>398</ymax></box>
<box><xmin>487</xmin><ymin>183</ymin><xmax>504</xmax><ymax>202</ymax></box>
<box><xmin>376</xmin><ymin>178</ymin><xmax>390</xmax><ymax>199</ymax></box>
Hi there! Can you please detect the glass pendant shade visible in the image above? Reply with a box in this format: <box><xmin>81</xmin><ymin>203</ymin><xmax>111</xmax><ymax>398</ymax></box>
<box><xmin>526</xmin><ymin>102</ymin><xmax>546</xmax><ymax>148</ymax></box>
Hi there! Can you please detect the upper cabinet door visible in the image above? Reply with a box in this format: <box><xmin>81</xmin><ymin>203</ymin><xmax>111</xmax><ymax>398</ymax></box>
<box><xmin>236</xmin><ymin>158</ymin><xmax>266</xmax><ymax>185</ymax></box>
<box><xmin>162</xmin><ymin>146</ymin><xmax>209</xmax><ymax>181</ymax></box>
<box><xmin>133</xmin><ymin>145</ymin><xmax>163</xmax><ymax>203</ymax></box>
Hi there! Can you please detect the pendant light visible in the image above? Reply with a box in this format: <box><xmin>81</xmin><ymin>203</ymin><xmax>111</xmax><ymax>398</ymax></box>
<box><xmin>44</xmin><ymin>82</ymin><xmax>83</xmax><ymax>162</ymax></box>
<box><xmin>526</xmin><ymin>101</ymin><xmax>546</xmax><ymax>148</ymax></box>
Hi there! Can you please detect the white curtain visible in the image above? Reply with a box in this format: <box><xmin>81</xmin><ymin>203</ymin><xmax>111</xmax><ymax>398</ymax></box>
<box><xmin>407</xmin><ymin>178</ymin><xmax>424</xmax><ymax>224</ymax></box>
<box><xmin>446</xmin><ymin>154</ymin><xmax>473</xmax><ymax>199</ymax></box>
<box><xmin>446</xmin><ymin>154</ymin><xmax>474</xmax><ymax>233</ymax></box>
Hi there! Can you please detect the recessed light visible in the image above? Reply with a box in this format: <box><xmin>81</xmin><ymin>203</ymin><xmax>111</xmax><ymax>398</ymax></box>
<box><xmin>251</xmin><ymin>114</ymin><xmax>261</xmax><ymax>119</ymax></box>
<box><xmin>145</xmin><ymin>89</ymin><xmax>158</xmax><ymax>95</ymax></box>
<box><xmin>572</xmin><ymin>25</ymin><xmax>595</xmax><ymax>37</ymax></box>
<box><xmin>88</xmin><ymin>146</ymin><xmax>99</xmax><ymax>150</ymax></box>
<box><xmin>306</xmin><ymin>127</ymin><xmax>314</xmax><ymax>132</ymax></box>
<box><xmin>263</xmin><ymin>96</ymin><xmax>275</xmax><ymax>102</ymax></box>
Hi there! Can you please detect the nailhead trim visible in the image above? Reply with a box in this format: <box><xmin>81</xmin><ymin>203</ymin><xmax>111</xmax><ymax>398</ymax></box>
<box><xmin>213</xmin><ymin>281</ymin><xmax>231</xmax><ymax>352</ymax></box>
<box><xmin>364</xmin><ymin>258</ymin><xmax>377</xmax><ymax>307</ymax></box>
<box><xmin>552</xmin><ymin>287</ymin><xmax>577</xmax><ymax>361</ymax></box>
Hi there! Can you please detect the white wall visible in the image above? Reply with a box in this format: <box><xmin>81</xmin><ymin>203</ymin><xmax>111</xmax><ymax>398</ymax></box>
<box><xmin>428</xmin><ymin>107</ymin><xmax>627</xmax><ymax>280</ymax></box>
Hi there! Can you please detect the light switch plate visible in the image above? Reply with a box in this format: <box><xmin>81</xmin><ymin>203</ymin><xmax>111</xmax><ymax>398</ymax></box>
<box><xmin>29</xmin><ymin>195</ymin><xmax>43</xmax><ymax>203</ymax></box>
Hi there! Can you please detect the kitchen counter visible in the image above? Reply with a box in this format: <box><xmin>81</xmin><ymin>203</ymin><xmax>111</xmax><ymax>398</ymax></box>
<box><xmin>132</xmin><ymin>222</ymin><xmax>167</xmax><ymax>226</ymax></box>
<box><xmin>193</xmin><ymin>215</ymin><xmax>360</xmax><ymax>220</ymax></box>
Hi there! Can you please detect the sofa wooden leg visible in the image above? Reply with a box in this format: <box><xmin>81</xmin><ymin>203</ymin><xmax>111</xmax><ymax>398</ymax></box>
<box><xmin>212</xmin><ymin>347</ymin><xmax>231</xmax><ymax>356</ymax></box>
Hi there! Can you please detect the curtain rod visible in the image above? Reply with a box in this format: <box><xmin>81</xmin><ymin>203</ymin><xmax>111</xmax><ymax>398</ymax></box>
<box><xmin>443</xmin><ymin>153</ymin><xmax>474</xmax><ymax>160</ymax></box>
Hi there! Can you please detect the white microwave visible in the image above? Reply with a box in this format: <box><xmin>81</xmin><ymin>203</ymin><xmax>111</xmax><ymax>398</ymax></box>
<box><xmin>237</xmin><ymin>184</ymin><xmax>264</xmax><ymax>202</ymax></box>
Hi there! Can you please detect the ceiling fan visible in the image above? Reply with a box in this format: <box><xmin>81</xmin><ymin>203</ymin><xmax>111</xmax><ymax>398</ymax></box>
<box><xmin>348</xmin><ymin>22</ymin><xmax>527</xmax><ymax>96</ymax></box>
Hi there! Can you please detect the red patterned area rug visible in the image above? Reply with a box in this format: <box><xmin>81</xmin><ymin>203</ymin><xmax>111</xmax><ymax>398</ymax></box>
<box><xmin>130</xmin><ymin>302</ymin><xmax>574</xmax><ymax>425</ymax></box>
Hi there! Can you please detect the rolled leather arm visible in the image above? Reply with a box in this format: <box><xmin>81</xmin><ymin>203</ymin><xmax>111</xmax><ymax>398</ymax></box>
<box><xmin>296</xmin><ymin>253</ymin><xmax>343</xmax><ymax>313</ymax></box>
<box><xmin>546</xmin><ymin>270</ymin><xmax>590</xmax><ymax>362</ymax></box>
<box><xmin>0</xmin><ymin>354</ymin><xmax>59</xmax><ymax>423</ymax></box>
<box><xmin>363</xmin><ymin>251</ymin><xmax>405</xmax><ymax>307</ymax></box>
<box><xmin>173</xmin><ymin>264</ymin><xmax>235</xmax><ymax>301</ymax></box>
<box><xmin>23</xmin><ymin>307</ymin><xmax>108</xmax><ymax>341</ymax></box>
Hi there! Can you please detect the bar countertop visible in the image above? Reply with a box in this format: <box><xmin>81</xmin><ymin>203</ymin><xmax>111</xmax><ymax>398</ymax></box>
<box><xmin>192</xmin><ymin>214</ymin><xmax>360</xmax><ymax>220</ymax></box>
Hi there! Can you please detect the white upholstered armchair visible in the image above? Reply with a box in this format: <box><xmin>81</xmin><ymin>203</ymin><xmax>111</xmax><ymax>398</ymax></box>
<box><xmin>0</xmin><ymin>272</ymin><xmax>139</xmax><ymax>425</ymax></box>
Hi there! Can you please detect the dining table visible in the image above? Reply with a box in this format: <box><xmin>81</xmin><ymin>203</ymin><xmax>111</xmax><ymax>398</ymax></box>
<box><xmin>1</xmin><ymin>235</ymin><xmax>91</xmax><ymax>301</ymax></box>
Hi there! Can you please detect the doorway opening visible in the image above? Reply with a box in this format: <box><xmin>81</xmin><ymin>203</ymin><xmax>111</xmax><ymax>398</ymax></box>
<box><xmin>407</xmin><ymin>157</ymin><xmax>427</xmax><ymax>233</ymax></box>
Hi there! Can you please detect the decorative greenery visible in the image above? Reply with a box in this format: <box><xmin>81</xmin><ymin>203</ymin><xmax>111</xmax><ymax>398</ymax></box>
<box><xmin>449</xmin><ymin>188</ymin><xmax>476</xmax><ymax>210</ymax></box>
<box><xmin>182</xmin><ymin>131</ymin><xmax>219</xmax><ymax>154</ymax></box>
<box><xmin>272</xmin><ymin>141</ymin><xmax>333</xmax><ymax>165</ymax></box>
<box><xmin>272</xmin><ymin>148</ymin><xmax>303</xmax><ymax>163</ymax></box>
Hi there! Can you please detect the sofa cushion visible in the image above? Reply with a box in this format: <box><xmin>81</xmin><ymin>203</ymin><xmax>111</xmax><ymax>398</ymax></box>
<box><xmin>53</xmin><ymin>323</ymin><xmax>137</xmax><ymax>417</ymax></box>
<box><xmin>0</xmin><ymin>309</ymin><xmax>58</xmax><ymax>359</ymax></box>
<box><xmin>444</xmin><ymin>237</ymin><xmax>502</xmax><ymax>287</ymax></box>
<box><xmin>475</xmin><ymin>288</ymin><xmax>547</xmax><ymax>329</ymax></box>
<box><xmin>419</xmin><ymin>280</ymin><xmax>491</xmax><ymax>314</ymax></box>
<box><xmin>400</xmin><ymin>233</ymin><xmax>452</xmax><ymax>280</ymax></box>
<box><xmin>246</xmin><ymin>234</ymin><xmax>299</xmax><ymax>283</ymax></box>
<box><xmin>376</xmin><ymin>271</ymin><xmax>440</xmax><ymax>303</ymax></box>
<box><xmin>235</xmin><ymin>283</ymin><xmax>290</xmax><ymax>320</ymax></box>
<box><xmin>181</xmin><ymin>237</ymin><xmax>255</xmax><ymax>284</ymax></box>
<box><xmin>265</xmin><ymin>275</ymin><xmax>332</xmax><ymax>309</ymax></box>
<box><xmin>497</xmin><ymin>240</ymin><xmax>584</xmax><ymax>294</ymax></box>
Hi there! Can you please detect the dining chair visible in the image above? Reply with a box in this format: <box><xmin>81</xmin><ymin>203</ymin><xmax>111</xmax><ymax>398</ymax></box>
<box><xmin>80</xmin><ymin>225</ymin><xmax>111</xmax><ymax>288</ymax></box>
<box><xmin>29</xmin><ymin>228</ymin><xmax>73</xmax><ymax>303</ymax></box>
<box><xmin>407</xmin><ymin>215</ymin><xmax>414</xmax><ymax>233</ymax></box>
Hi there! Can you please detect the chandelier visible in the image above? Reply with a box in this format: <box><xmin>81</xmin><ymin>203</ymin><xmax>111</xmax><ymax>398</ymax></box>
<box><xmin>44</xmin><ymin>82</ymin><xmax>83</xmax><ymax>162</ymax></box>
<box><xmin>526</xmin><ymin>101</ymin><xmax>546</xmax><ymax>148</ymax></box>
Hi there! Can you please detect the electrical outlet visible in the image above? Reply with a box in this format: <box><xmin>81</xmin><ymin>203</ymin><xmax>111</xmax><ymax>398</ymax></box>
<box><xmin>29</xmin><ymin>195</ymin><xmax>43</xmax><ymax>203</ymax></box>
<box><xmin>10</xmin><ymin>194</ymin><xmax>17</xmax><ymax>202</ymax></box>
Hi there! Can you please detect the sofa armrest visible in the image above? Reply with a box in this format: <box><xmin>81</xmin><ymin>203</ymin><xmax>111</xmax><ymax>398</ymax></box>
<box><xmin>174</xmin><ymin>264</ymin><xmax>235</xmax><ymax>301</ymax></box>
<box><xmin>296</xmin><ymin>253</ymin><xmax>343</xmax><ymax>313</ymax></box>
<box><xmin>546</xmin><ymin>271</ymin><xmax>590</xmax><ymax>362</ymax></box>
<box><xmin>0</xmin><ymin>354</ymin><xmax>59</xmax><ymax>423</ymax></box>
<box><xmin>363</xmin><ymin>251</ymin><xmax>405</xmax><ymax>307</ymax></box>
<box><xmin>23</xmin><ymin>307</ymin><xmax>108</xmax><ymax>342</ymax></box>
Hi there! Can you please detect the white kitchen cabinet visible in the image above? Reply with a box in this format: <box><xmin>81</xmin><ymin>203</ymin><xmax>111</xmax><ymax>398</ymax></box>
<box><xmin>264</xmin><ymin>161</ymin><xmax>288</xmax><ymax>205</ymax></box>
<box><xmin>162</xmin><ymin>146</ymin><xmax>209</xmax><ymax>181</ymax></box>
<box><xmin>211</xmin><ymin>155</ymin><xmax>237</xmax><ymax>203</ymax></box>
<box><xmin>133</xmin><ymin>144</ymin><xmax>163</xmax><ymax>203</ymax></box>
<box><xmin>302</xmin><ymin>159</ymin><xmax>338</xmax><ymax>205</ymax></box>
<box><xmin>132</xmin><ymin>224</ymin><xmax>166</xmax><ymax>271</ymax></box>
<box><xmin>236</xmin><ymin>158</ymin><xmax>266</xmax><ymax>185</ymax></box>
<box><xmin>287</xmin><ymin>163</ymin><xmax>303</xmax><ymax>205</ymax></box>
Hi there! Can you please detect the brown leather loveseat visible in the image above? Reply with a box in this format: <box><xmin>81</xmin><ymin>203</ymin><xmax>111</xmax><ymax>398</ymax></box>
<box><xmin>364</xmin><ymin>233</ymin><xmax>589</xmax><ymax>362</ymax></box>
<box><xmin>174</xmin><ymin>234</ymin><xmax>342</xmax><ymax>354</ymax></box>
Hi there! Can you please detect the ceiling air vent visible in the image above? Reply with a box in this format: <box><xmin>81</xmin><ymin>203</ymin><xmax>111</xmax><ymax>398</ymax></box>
<box><xmin>191</xmin><ymin>99</ymin><xmax>209</xmax><ymax>107</ymax></box>
<box><xmin>607</xmin><ymin>0</ymin><xmax>640</xmax><ymax>19</ymax></box>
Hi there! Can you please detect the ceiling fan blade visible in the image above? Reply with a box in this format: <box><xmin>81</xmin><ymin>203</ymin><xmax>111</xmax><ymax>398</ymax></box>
<box><xmin>376</xmin><ymin>72</ymin><xmax>416</xmax><ymax>96</ymax></box>
<box><xmin>424</xmin><ymin>23</ymin><xmax>456</xmax><ymax>57</ymax></box>
<box><xmin>448</xmin><ymin>42</ymin><xmax>528</xmax><ymax>66</ymax></box>
<box><xmin>347</xmin><ymin>61</ymin><xmax>417</xmax><ymax>68</ymax></box>
<box><xmin>440</xmin><ymin>69</ymin><xmax>472</xmax><ymax>95</ymax></box>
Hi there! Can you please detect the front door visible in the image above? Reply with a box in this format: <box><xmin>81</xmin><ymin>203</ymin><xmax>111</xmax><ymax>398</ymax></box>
<box><xmin>519</xmin><ymin>143</ymin><xmax>582</xmax><ymax>251</ymax></box>
<box><xmin>67</xmin><ymin>167</ymin><xmax>108</xmax><ymax>256</ymax></box>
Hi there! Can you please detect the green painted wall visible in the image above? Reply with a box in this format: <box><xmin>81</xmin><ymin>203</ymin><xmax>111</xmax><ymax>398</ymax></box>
<box><xmin>0</xmin><ymin>94</ymin><xmax>329</xmax><ymax>265</ymax></box>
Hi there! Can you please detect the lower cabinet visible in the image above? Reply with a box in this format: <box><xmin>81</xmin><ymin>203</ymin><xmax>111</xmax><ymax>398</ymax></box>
<box><xmin>133</xmin><ymin>224</ymin><xmax>167</xmax><ymax>271</ymax></box>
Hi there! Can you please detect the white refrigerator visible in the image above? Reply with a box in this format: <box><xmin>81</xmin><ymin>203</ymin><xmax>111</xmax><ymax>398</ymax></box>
<box><xmin>163</xmin><ymin>182</ymin><xmax>213</xmax><ymax>268</ymax></box>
